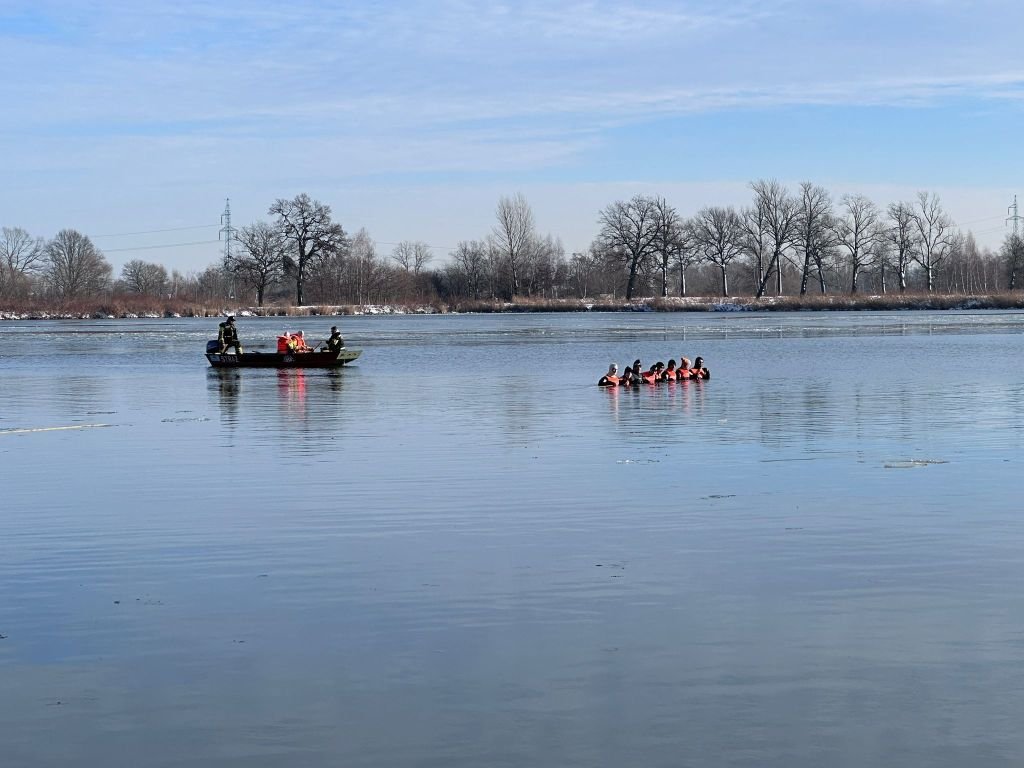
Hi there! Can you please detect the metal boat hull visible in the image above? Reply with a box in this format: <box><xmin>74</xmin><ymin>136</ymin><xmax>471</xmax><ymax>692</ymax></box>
<box><xmin>206</xmin><ymin>349</ymin><xmax>361</xmax><ymax>368</ymax></box>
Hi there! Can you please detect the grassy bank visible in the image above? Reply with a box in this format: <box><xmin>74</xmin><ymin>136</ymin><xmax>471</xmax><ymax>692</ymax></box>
<box><xmin>5</xmin><ymin>293</ymin><xmax>1024</xmax><ymax>320</ymax></box>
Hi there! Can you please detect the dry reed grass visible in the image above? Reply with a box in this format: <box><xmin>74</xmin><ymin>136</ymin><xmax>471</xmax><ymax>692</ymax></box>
<box><xmin>7</xmin><ymin>292</ymin><xmax>1024</xmax><ymax>320</ymax></box>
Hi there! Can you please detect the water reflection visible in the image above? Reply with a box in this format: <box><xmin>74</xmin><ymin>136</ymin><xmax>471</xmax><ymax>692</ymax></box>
<box><xmin>276</xmin><ymin>369</ymin><xmax>308</xmax><ymax>421</ymax></box>
<box><xmin>602</xmin><ymin>379</ymin><xmax>708</xmax><ymax>430</ymax></box>
<box><xmin>208</xmin><ymin>369</ymin><xmax>241</xmax><ymax>426</ymax></box>
<box><xmin>8</xmin><ymin>313</ymin><xmax>1024</xmax><ymax>767</ymax></box>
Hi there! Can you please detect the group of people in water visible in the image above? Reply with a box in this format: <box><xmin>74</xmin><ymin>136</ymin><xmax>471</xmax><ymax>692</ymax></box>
<box><xmin>215</xmin><ymin>316</ymin><xmax>345</xmax><ymax>355</ymax></box>
<box><xmin>598</xmin><ymin>356</ymin><xmax>710</xmax><ymax>386</ymax></box>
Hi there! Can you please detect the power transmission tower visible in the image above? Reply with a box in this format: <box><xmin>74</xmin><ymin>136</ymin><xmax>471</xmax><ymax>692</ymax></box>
<box><xmin>1008</xmin><ymin>195</ymin><xmax>1022</xmax><ymax>237</ymax></box>
<box><xmin>219</xmin><ymin>198</ymin><xmax>237</xmax><ymax>299</ymax></box>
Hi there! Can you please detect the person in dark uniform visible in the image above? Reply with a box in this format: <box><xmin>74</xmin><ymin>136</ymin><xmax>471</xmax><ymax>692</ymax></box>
<box><xmin>217</xmin><ymin>316</ymin><xmax>243</xmax><ymax>354</ymax></box>
<box><xmin>324</xmin><ymin>326</ymin><xmax>345</xmax><ymax>353</ymax></box>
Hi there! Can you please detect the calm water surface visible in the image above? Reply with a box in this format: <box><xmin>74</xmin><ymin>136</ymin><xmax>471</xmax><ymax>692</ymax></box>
<box><xmin>3</xmin><ymin>311</ymin><xmax>1024</xmax><ymax>767</ymax></box>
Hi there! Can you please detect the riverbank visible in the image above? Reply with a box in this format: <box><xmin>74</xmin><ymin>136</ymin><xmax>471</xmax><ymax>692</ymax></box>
<box><xmin>4</xmin><ymin>292</ymin><xmax>1024</xmax><ymax>320</ymax></box>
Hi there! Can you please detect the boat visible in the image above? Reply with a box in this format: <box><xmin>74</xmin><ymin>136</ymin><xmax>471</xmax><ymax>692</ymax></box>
<box><xmin>206</xmin><ymin>348</ymin><xmax>362</xmax><ymax>369</ymax></box>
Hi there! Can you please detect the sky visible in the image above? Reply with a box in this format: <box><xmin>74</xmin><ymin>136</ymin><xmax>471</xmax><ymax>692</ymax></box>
<box><xmin>4</xmin><ymin>0</ymin><xmax>1024</xmax><ymax>273</ymax></box>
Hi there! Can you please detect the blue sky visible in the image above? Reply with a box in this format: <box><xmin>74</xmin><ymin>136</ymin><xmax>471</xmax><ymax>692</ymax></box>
<box><xmin>3</xmin><ymin>0</ymin><xmax>1024</xmax><ymax>271</ymax></box>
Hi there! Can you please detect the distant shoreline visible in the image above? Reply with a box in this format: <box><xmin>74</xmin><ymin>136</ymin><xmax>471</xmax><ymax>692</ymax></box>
<box><xmin>4</xmin><ymin>293</ymin><xmax>1024</xmax><ymax>321</ymax></box>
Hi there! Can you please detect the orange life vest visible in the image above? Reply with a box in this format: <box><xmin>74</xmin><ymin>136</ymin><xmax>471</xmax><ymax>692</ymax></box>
<box><xmin>599</xmin><ymin>375</ymin><xmax>620</xmax><ymax>387</ymax></box>
<box><xmin>277</xmin><ymin>336</ymin><xmax>290</xmax><ymax>353</ymax></box>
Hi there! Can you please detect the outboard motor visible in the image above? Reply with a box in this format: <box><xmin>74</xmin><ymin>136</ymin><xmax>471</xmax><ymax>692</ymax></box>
<box><xmin>206</xmin><ymin>339</ymin><xmax>220</xmax><ymax>353</ymax></box>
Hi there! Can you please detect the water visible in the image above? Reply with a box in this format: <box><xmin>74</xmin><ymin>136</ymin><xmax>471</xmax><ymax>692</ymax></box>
<box><xmin>2</xmin><ymin>311</ymin><xmax>1024</xmax><ymax>767</ymax></box>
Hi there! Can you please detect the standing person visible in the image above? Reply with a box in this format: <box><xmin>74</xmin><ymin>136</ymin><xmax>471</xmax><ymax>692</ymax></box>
<box><xmin>217</xmin><ymin>316</ymin><xmax>243</xmax><ymax>355</ymax></box>
<box><xmin>324</xmin><ymin>326</ymin><xmax>345</xmax><ymax>353</ymax></box>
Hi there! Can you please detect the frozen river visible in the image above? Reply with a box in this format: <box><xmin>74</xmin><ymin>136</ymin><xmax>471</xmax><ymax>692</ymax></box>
<box><xmin>3</xmin><ymin>311</ymin><xmax>1024</xmax><ymax>767</ymax></box>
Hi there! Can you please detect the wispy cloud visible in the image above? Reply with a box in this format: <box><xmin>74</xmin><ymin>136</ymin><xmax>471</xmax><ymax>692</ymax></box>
<box><xmin>3</xmin><ymin>0</ymin><xmax>1024</xmax><ymax>268</ymax></box>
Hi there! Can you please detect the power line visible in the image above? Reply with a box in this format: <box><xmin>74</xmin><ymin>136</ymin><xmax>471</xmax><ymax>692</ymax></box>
<box><xmin>102</xmin><ymin>239</ymin><xmax>220</xmax><ymax>253</ymax></box>
<box><xmin>92</xmin><ymin>224</ymin><xmax>219</xmax><ymax>238</ymax></box>
<box><xmin>958</xmin><ymin>214</ymin><xmax>1006</xmax><ymax>227</ymax></box>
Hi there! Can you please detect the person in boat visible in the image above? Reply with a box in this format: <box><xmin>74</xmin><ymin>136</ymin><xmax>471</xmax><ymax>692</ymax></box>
<box><xmin>288</xmin><ymin>331</ymin><xmax>311</xmax><ymax>353</ymax></box>
<box><xmin>598</xmin><ymin>363</ymin><xmax>619</xmax><ymax>386</ymax></box>
<box><xmin>323</xmin><ymin>326</ymin><xmax>345</xmax><ymax>353</ymax></box>
<box><xmin>217</xmin><ymin>316</ymin><xmax>243</xmax><ymax>355</ymax></box>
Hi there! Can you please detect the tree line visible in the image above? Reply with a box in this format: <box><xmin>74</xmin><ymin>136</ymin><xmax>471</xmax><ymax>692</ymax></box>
<box><xmin>3</xmin><ymin>183</ymin><xmax>1023</xmax><ymax>308</ymax></box>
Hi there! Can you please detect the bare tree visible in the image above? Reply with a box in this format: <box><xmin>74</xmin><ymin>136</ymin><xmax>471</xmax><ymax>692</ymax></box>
<box><xmin>192</xmin><ymin>265</ymin><xmax>233</xmax><ymax>302</ymax></box>
<box><xmin>120</xmin><ymin>259</ymin><xmax>168</xmax><ymax>296</ymax></box>
<box><xmin>345</xmin><ymin>229</ymin><xmax>380</xmax><ymax>305</ymax></box>
<box><xmin>885</xmin><ymin>201</ymin><xmax>917</xmax><ymax>293</ymax></box>
<box><xmin>750</xmin><ymin>180</ymin><xmax>800</xmax><ymax>297</ymax></box>
<box><xmin>596</xmin><ymin>195</ymin><xmax>661</xmax><ymax>300</ymax></box>
<box><xmin>795</xmin><ymin>182</ymin><xmax>837</xmax><ymax>295</ymax></box>
<box><xmin>0</xmin><ymin>227</ymin><xmax>45</xmax><ymax>298</ymax></box>
<box><xmin>741</xmin><ymin>203</ymin><xmax>769</xmax><ymax>294</ymax></box>
<box><xmin>391</xmin><ymin>241</ymin><xmax>434</xmax><ymax>274</ymax></box>
<box><xmin>492</xmin><ymin>193</ymin><xmax>535</xmax><ymax>298</ymax></box>
<box><xmin>910</xmin><ymin>191</ymin><xmax>956</xmax><ymax>292</ymax></box>
<box><xmin>835</xmin><ymin>194</ymin><xmax>882</xmax><ymax>294</ymax></box>
<box><xmin>228</xmin><ymin>221</ymin><xmax>286</xmax><ymax>306</ymax></box>
<box><xmin>1003</xmin><ymin>232</ymin><xmax>1024</xmax><ymax>290</ymax></box>
<box><xmin>44</xmin><ymin>229</ymin><xmax>112</xmax><ymax>299</ymax></box>
<box><xmin>650</xmin><ymin>197</ymin><xmax>684</xmax><ymax>297</ymax></box>
<box><xmin>673</xmin><ymin>220</ymin><xmax>700</xmax><ymax>296</ymax></box>
<box><xmin>450</xmin><ymin>240</ymin><xmax>488</xmax><ymax>300</ymax></box>
<box><xmin>690</xmin><ymin>206</ymin><xmax>745</xmax><ymax>297</ymax></box>
<box><xmin>269</xmin><ymin>193</ymin><xmax>347</xmax><ymax>305</ymax></box>
<box><xmin>568</xmin><ymin>250</ymin><xmax>598</xmax><ymax>298</ymax></box>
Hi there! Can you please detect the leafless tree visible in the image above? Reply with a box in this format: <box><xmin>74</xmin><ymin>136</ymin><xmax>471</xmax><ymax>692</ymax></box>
<box><xmin>44</xmin><ymin>229</ymin><xmax>112</xmax><ymax>299</ymax></box>
<box><xmin>885</xmin><ymin>201</ymin><xmax>917</xmax><ymax>293</ymax></box>
<box><xmin>944</xmin><ymin>232</ymin><xmax>991</xmax><ymax>294</ymax></box>
<box><xmin>269</xmin><ymin>193</ymin><xmax>347</xmax><ymax>305</ymax></box>
<box><xmin>649</xmin><ymin>197</ymin><xmax>684</xmax><ymax>297</ymax></box>
<box><xmin>596</xmin><ymin>194</ymin><xmax>661</xmax><ymax>300</ymax></box>
<box><xmin>391</xmin><ymin>241</ymin><xmax>434</xmax><ymax>274</ymax></box>
<box><xmin>750</xmin><ymin>180</ymin><xmax>800</xmax><ymax>297</ymax></box>
<box><xmin>192</xmin><ymin>265</ymin><xmax>233</xmax><ymax>302</ymax></box>
<box><xmin>795</xmin><ymin>182</ymin><xmax>837</xmax><ymax>295</ymax></box>
<box><xmin>345</xmin><ymin>229</ymin><xmax>381</xmax><ymax>305</ymax></box>
<box><xmin>492</xmin><ymin>193</ymin><xmax>535</xmax><ymax>298</ymax></box>
<box><xmin>120</xmin><ymin>259</ymin><xmax>168</xmax><ymax>296</ymax></box>
<box><xmin>673</xmin><ymin>220</ymin><xmax>700</xmax><ymax>297</ymax></box>
<box><xmin>690</xmin><ymin>206</ymin><xmax>745</xmax><ymax>297</ymax></box>
<box><xmin>835</xmin><ymin>194</ymin><xmax>882</xmax><ymax>294</ymax></box>
<box><xmin>741</xmin><ymin>203</ymin><xmax>769</xmax><ymax>294</ymax></box>
<box><xmin>1003</xmin><ymin>232</ymin><xmax>1024</xmax><ymax>290</ymax></box>
<box><xmin>910</xmin><ymin>191</ymin><xmax>956</xmax><ymax>292</ymax></box>
<box><xmin>523</xmin><ymin>234</ymin><xmax>564</xmax><ymax>297</ymax></box>
<box><xmin>450</xmin><ymin>240</ymin><xmax>488</xmax><ymax>299</ymax></box>
<box><xmin>568</xmin><ymin>251</ymin><xmax>598</xmax><ymax>298</ymax></box>
<box><xmin>227</xmin><ymin>221</ymin><xmax>286</xmax><ymax>306</ymax></box>
<box><xmin>0</xmin><ymin>227</ymin><xmax>45</xmax><ymax>298</ymax></box>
